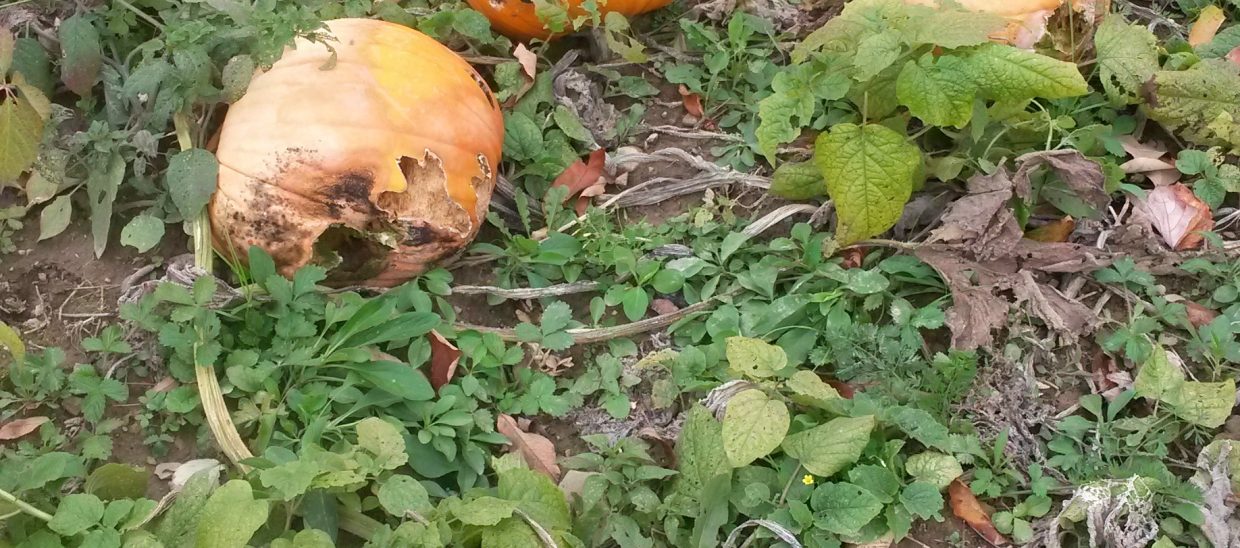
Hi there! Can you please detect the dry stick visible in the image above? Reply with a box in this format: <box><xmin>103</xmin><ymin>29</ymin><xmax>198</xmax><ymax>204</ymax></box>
<box><xmin>456</xmin><ymin>298</ymin><xmax>716</xmax><ymax>345</ymax></box>
<box><xmin>451</xmin><ymin>281</ymin><xmax>602</xmax><ymax>299</ymax></box>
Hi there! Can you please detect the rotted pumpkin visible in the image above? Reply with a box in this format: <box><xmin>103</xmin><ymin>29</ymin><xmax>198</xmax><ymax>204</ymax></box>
<box><xmin>210</xmin><ymin>19</ymin><xmax>504</xmax><ymax>287</ymax></box>
<box><xmin>466</xmin><ymin>0</ymin><xmax>673</xmax><ymax>41</ymax></box>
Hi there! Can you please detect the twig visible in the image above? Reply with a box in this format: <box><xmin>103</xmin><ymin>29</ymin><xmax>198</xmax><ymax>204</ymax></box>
<box><xmin>514</xmin><ymin>508</ymin><xmax>559</xmax><ymax>548</ymax></box>
<box><xmin>456</xmin><ymin>298</ymin><xmax>716</xmax><ymax>345</ymax></box>
<box><xmin>451</xmin><ymin>281</ymin><xmax>601</xmax><ymax>299</ymax></box>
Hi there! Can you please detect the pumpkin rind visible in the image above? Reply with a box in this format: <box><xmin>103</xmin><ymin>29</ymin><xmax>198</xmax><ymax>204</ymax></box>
<box><xmin>466</xmin><ymin>0</ymin><xmax>674</xmax><ymax>41</ymax></box>
<box><xmin>210</xmin><ymin>18</ymin><xmax>504</xmax><ymax>287</ymax></box>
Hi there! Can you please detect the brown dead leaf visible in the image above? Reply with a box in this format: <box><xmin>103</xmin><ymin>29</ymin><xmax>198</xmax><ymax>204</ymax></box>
<box><xmin>0</xmin><ymin>416</ymin><xmax>49</xmax><ymax>440</ymax></box>
<box><xmin>1186</xmin><ymin>301</ymin><xmax>1220</xmax><ymax>328</ymax></box>
<box><xmin>948</xmin><ymin>479</ymin><xmax>1010</xmax><ymax>546</ymax></box>
<box><xmin>1014</xmin><ymin>150</ymin><xmax>1109</xmax><ymax>212</ymax></box>
<box><xmin>1024</xmin><ymin>216</ymin><xmax>1075</xmax><ymax>242</ymax></box>
<box><xmin>497</xmin><ymin>414</ymin><xmax>561</xmax><ymax>481</ymax></box>
<box><xmin>931</xmin><ymin>170</ymin><xmax>1026</xmax><ymax>256</ymax></box>
<box><xmin>678</xmin><ymin>84</ymin><xmax>704</xmax><ymax>118</ymax></box>
<box><xmin>840</xmin><ymin>247</ymin><xmax>866</xmax><ymax>269</ymax></box>
<box><xmin>1117</xmin><ymin>136</ymin><xmax>1179</xmax><ymax>186</ymax></box>
<box><xmin>427</xmin><ymin>330</ymin><xmax>460</xmax><ymax>393</ymax></box>
<box><xmin>826</xmin><ymin>379</ymin><xmax>856</xmax><ymax>399</ymax></box>
<box><xmin>651</xmin><ymin>298</ymin><xmax>680</xmax><ymax>315</ymax></box>
<box><xmin>513</xmin><ymin>43</ymin><xmax>537</xmax><ymax>80</ymax></box>
<box><xmin>1141</xmin><ymin>183</ymin><xmax>1214</xmax><ymax>250</ymax></box>
<box><xmin>552</xmin><ymin>149</ymin><xmax>607</xmax><ymax>215</ymax></box>
<box><xmin>1228</xmin><ymin>45</ymin><xmax>1240</xmax><ymax>67</ymax></box>
<box><xmin>1090</xmin><ymin>348</ymin><xmax>1119</xmax><ymax>394</ymax></box>
<box><xmin>1189</xmin><ymin>5</ymin><xmax>1226</xmax><ymax>46</ymax></box>
<box><xmin>151</xmin><ymin>377</ymin><xmax>177</xmax><ymax>393</ymax></box>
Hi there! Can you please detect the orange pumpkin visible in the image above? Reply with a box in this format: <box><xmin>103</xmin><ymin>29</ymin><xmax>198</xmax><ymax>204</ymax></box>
<box><xmin>210</xmin><ymin>19</ymin><xmax>504</xmax><ymax>287</ymax></box>
<box><xmin>467</xmin><ymin>0</ymin><xmax>674</xmax><ymax>41</ymax></box>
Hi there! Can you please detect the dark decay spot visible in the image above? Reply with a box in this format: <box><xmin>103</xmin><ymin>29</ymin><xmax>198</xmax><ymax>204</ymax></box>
<box><xmin>312</xmin><ymin>225</ymin><xmax>392</xmax><ymax>285</ymax></box>
<box><xmin>402</xmin><ymin>223</ymin><xmax>433</xmax><ymax>246</ymax></box>
<box><xmin>322</xmin><ymin>171</ymin><xmax>375</xmax><ymax>218</ymax></box>
<box><xmin>469</xmin><ymin>71</ymin><xmax>498</xmax><ymax>110</ymax></box>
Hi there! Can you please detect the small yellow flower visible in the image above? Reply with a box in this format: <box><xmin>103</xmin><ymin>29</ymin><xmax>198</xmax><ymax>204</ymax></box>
<box><xmin>801</xmin><ymin>474</ymin><xmax>815</xmax><ymax>486</ymax></box>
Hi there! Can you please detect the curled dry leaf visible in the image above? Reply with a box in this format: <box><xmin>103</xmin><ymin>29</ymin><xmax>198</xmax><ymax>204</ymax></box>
<box><xmin>497</xmin><ymin>413</ymin><xmax>562</xmax><ymax>481</ymax></box>
<box><xmin>552</xmin><ymin>149</ymin><xmax>607</xmax><ymax>215</ymax></box>
<box><xmin>1118</xmin><ymin>136</ymin><xmax>1179</xmax><ymax>187</ymax></box>
<box><xmin>677</xmin><ymin>84</ymin><xmax>704</xmax><ymax>118</ymax></box>
<box><xmin>151</xmin><ymin>377</ymin><xmax>177</xmax><ymax>393</ymax></box>
<box><xmin>1141</xmin><ymin>183</ymin><xmax>1214</xmax><ymax>250</ymax></box>
<box><xmin>513</xmin><ymin>43</ymin><xmax>537</xmax><ymax>79</ymax></box>
<box><xmin>1188</xmin><ymin>5</ymin><xmax>1226</xmax><ymax>46</ymax></box>
<box><xmin>948</xmin><ymin>479</ymin><xmax>1010</xmax><ymax>546</ymax></box>
<box><xmin>1185</xmin><ymin>301</ymin><xmax>1220</xmax><ymax>328</ymax></box>
<box><xmin>651</xmin><ymin>298</ymin><xmax>680</xmax><ymax>315</ymax></box>
<box><xmin>427</xmin><ymin>330</ymin><xmax>461</xmax><ymax>392</ymax></box>
<box><xmin>1024</xmin><ymin>216</ymin><xmax>1075</xmax><ymax>242</ymax></box>
<box><xmin>826</xmin><ymin>379</ymin><xmax>856</xmax><ymax>399</ymax></box>
<box><xmin>0</xmin><ymin>416</ymin><xmax>49</xmax><ymax>440</ymax></box>
<box><xmin>840</xmin><ymin>247</ymin><xmax>866</xmax><ymax>269</ymax></box>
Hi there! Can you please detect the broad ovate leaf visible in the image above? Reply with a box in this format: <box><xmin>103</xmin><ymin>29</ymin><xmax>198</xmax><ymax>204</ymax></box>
<box><xmin>810</xmin><ymin>482</ymin><xmax>884</xmax><ymax>536</ymax></box>
<box><xmin>1144</xmin><ymin>60</ymin><xmax>1240</xmax><ymax>151</ymax></box>
<box><xmin>785</xmin><ymin>370</ymin><xmax>842</xmax><ymax>409</ymax></box>
<box><xmin>194</xmin><ymin>480</ymin><xmax>269</xmax><ymax>548</ymax></box>
<box><xmin>896</xmin><ymin>55</ymin><xmax>977</xmax><ymax>128</ymax></box>
<box><xmin>725</xmin><ymin>336</ymin><xmax>788</xmax><ymax>379</ymax></box>
<box><xmin>769</xmin><ymin>161</ymin><xmax>827</xmax><ymax>200</ymax></box>
<box><xmin>1174</xmin><ymin>380</ymin><xmax>1236</xmax><ymax>428</ymax></box>
<box><xmin>1094</xmin><ymin>15</ymin><xmax>1159</xmax><ymax>104</ymax></box>
<box><xmin>904</xmin><ymin>451</ymin><xmax>964</xmax><ymax>489</ymax></box>
<box><xmin>722</xmin><ymin>389</ymin><xmax>790</xmax><ymax>468</ymax></box>
<box><xmin>0</xmin><ymin>94</ymin><xmax>43</xmax><ymax>183</ymax></box>
<box><xmin>781</xmin><ymin>415</ymin><xmax>875</xmax><ymax>477</ymax></box>
<box><xmin>815</xmin><ymin>123</ymin><xmax>921</xmax><ymax>245</ymax></box>
<box><xmin>965</xmin><ymin>43</ymin><xmax>1088</xmax><ymax>102</ymax></box>
<box><xmin>58</xmin><ymin>14</ymin><xmax>103</xmax><ymax>96</ymax></box>
<box><xmin>165</xmin><ymin>149</ymin><xmax>219</xmax><ymax>220</ymax></box>
<box><xmin>120</xmin><ymin>214</ymin><xmax>166</xmax><ymax>253</ymax></box>
<box><xmin>674</xmin><ymin>405</ymin><xmax>730</xmax><ymax>501</ymax></box>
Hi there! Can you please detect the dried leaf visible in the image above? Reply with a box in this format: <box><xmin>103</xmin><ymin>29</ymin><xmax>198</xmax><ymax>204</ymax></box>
<box><xmin>651</xmin><ymin>298</ymin><xmax>679</xmax><ymax>315</ymax></box>
<box><xmin>1024</xmin><ymin>217</ymin><xmax>1075</xmax><ymax>242</ymax></box>
<box><xmin>151</xmin><ymin>377</ymin><xmax>177</xmax><ymax>393</ymax></box>
<box><xmin>826</xmin><ymin>379</ymin><xmax>856</xmax><ymax>399</ymax></box>
<box><xmin>678</xmin><ymin>84</ymin><xmax>704</xmax><ymax>118</ymax></box>
<box><xmin>1013</xmin><ymin>150</ymin><xmax>1109</xmax><ymax>213</ymax></box>
<box><xmin>427</xmin><ymin>330</ymin><xmax>460</xmax><ymax>393</ymax></box>
<box><xmin>1141</xmin><ymin>183</ymin><xmax>1214</xmax><ymax>250</ymax></box>
<box><xmin>496</xmin><ymin>414</ymin><xmax>561</xmax><ymax>481</ymax></box>
<box><xmin>1185</xmin><ymin>301</ymin><xmax>1220</xmax><ymax>328</ymax></box>
<box><xmin>0</xmin><ymin>416</ymin><xmax>49</xmax><ymax>440</ymax></box>
<box><xmin>930</xmin><ymin>170</ymin><xmax>1025</xmax><ymax>255</ymax></box>
<box><xmin>1091</xmin><ymin>349</ymin><xmax>1119</xmax><ymax>394</ymax></box>
<box><xmin>1011</xmin><ymin>271</ymin><xmax>1095</xmax><ymax>334</ymax></box>
<box><xmin>840</xmin><ymin>247</ymin><xmax>866</xmax><ymax>269</ymax></box>
<box><xmin>1118</xmin><ymin>136</ymin><xmax>1167</xmax><ymax>159</ymax></box>
<box><xmin>551</xmin><ymin>149</ymin><xmax>606</xmax><ymax>200</ymax></box>
<box><xmin>948</xmin><ymin>479</ymin><xmax>1010</xmax><ymax>546</ymax></box>
<box><xmin>1188</xmin><ymin>5</ymin><xmax>1226</xmax><ymax>47</ymax></box>
<box><xmin>513</xmin><ymin>43</ymin><xmax>537</xmax><ymax>80</ymax></box>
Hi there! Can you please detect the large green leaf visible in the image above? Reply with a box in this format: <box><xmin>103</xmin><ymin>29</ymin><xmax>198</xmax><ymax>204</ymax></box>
<box><xmin>722</xmin><ymin>389</ymin><xmax>789</xmax><ymax>467</ymax></box>
<box><xmin>1094</xmin><ymin>15</ymin><xmax>1159</xmax><ymax>104</ymax></box>
<box><xmin>810</xmin><ymin>482</ymin><xmax>884</xmax><ymax>536</ymax></box>
<box><xmin>896</xmin><ymin>55</ymin><xmax>976</xmax><ymax>128</ymax></box>
<box><xmin>0</xmin><ymin>95</ymin><xmax>43</xmax><ymax>183</ymax></box>
<box><xmin>194</xmin><ymin>480</ymin><xmax>269</xmax><ymax>548</ymax></box>
<box><xmin>965</xmin><ymin>43</ymin><xmax>1088</xmax><ymax>102</ymax></box>
<box><xmin>165</xmin><ymin>149</ymin><xmax>219</xmax><ymax>220</ymax></box>
<box><xmin>674</xmin><ymin>405</ymin><xmax>731</xmax><ymax>501</ymax></box>
<box><xmin>725</xmin><ymin>336</ymin><xmax>787</xmax><ymax>379</ymax></box>
<box><xmin>904</xmin><ymin>451</ymin><xmax>963</xmax><ymax>488</ymax></box>
<box><xmin>58</xmin><ymin>14</ymin><xmax>103</xmax><ymax>96</ymax></box>
<box><xmin>815</xmin><ymin>123</ymin><xmax>920</xmax><ymax>244</ymax></box>
<box><xmin>782</xmin><ymin>415</ymin><xmax>875</xmax><ymax>477</ymax></box>
<box><xmin>1144</xmin><ymin>60</ymin><xmax>1240</xmax><ymax>151</ymax></box>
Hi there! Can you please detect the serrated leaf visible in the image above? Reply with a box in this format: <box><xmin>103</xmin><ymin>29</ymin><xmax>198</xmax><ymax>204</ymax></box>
<box><xmin>853</xmin><ymin>31</ymin><xmax>902</xmax><ymax>82</ymax></box>
<box><xmin>356</xmin><ymin>417</ymin><xmax>408</xmax><ymax>470</ymax></box>
<box><xmin>901</xmin><ymin>481</ymin><xmax>945</xmax><ymax>519</ymax></box>
<box><xmin>966</xmin><ymin>43</ymin><xmax>1088</xmax><ymax>102</ymax></box>
<box><xmin>378</xmin><ymin>475</ymin><xmax>432</xmax><ymax>516</ymax></box>
<box><xmin>455</xmin><ymin>496</ymin><xmax>518</xmax><ymax>526</ymax></box>
<box><xmin>259</xmin><ymin>459</ymin><xmax>319</xmax><ymax>501</ymax></box>
<box><xmin>0</xmin><ymin>95</ymin><xmax>43</xmax><ymax>183</ymax></box>
<box><xmin>785</xmin><ymin>370</ymin><xmax>842</xmax><ymax>409</ymax></box>
<box><xmin>810</xmin><ymin>482</ymin><xmax>884</xmax><ymax>535</ymax></box>
<box><xmin>1094</xmin><ymin>15</ymin><xmax>1160</xmax><ymax>104</ymax></box>
<box><xmin>725</xmin><ymin>336</ymin><xmax>787</xmax><ymax>379</ymax></box>
<box><xmin>815</xmin><ymin>123</ymin><xmax>920</xmax><ymax>245</ymax></box>
<box><xmin>769</xmin><ymin>161</ymin><xmax>828</xmax><ymax>200</ymax></box>
<box><xmin>722</xmin><ymin>389</ymin><xmax>789</xmax><ymax>467</ymax></box>
<box><xmin>59</xmin><ymin>14</ymin><xmax>103</xmax><ymax>96</ymax></box>
<box><xmin>165</xmin><ymin>149</ymin><xmax>219</xmax><ymax>220</ymax></box>
<box><xmin>896</xmin><ymin>55</ymin><xmax>976</xmax><ymax>128</ymax></box>
<box><xmin>1174</xmin><ymin>379</ymin><xmax>1236</xmax><ymax>428</ymax></box>
<box><xmin>39</xmin><ymin>194</ymin><xmax>72</xmax><ymax>241</ymax></box>
<box><xmin>756</xmin><ymin>89</ymin><xmax>811</xmax><ymax>164</ymax></box>
<box><xmin>782</xmin><ymin>415</ymin><xmax>875</xmax><ymax>477</ymax></box>
<box><xmin>194</xmin><ymin>480</ymin><xmax>269</xmax><ymax>548</ymax></box>
<box><xmin>49</xmin><ymin>494</ymin><xmax>105</xmax><ymax>536</ymax></box>
<box><xmin>905</xmin><ymin>451</ymin><xmax>964</xmax><ymax>488</ymax></box>
<box><xmin>1144</xmin><ymin>60</ymin><xmax>1240</xmax><ymax>151</ymax></box>
<box><xmin>1133</xmin><ymin>345</ymin><xmax>1184</xmax><ymax>402</ymax></box>
<box><xmin>120</xmin><ymin>214</ymin><xmax>165</xmax><ymax>252</ymax></box>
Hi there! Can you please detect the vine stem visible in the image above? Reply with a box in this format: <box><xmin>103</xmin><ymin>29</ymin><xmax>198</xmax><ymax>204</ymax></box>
<box><xmin>113</xmin><ymin>0</ymin><xmax>166</xmax><ymax>30</ymax></box>
<box><xmin>0</xmin><ymin>487</ymin><xmax>54</xmax><ymax>522</ymax></box>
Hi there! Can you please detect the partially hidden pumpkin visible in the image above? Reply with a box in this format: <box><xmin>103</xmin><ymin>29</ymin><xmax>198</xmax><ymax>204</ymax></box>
<box><xmin>210</xmin><ymin>19</ymin><xmax>504</xmax><ymax>287</ymax></box>
<box><xmin>466</xmin><ymin>0</ymin><xmax>674</xmax><ymax>41</ymax></box>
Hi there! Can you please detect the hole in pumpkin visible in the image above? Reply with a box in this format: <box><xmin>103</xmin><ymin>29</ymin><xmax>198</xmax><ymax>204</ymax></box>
<box><xmin>311</xmin><ymin>224</ymin><xmax>394</xmax><ymax>285</ymax></box>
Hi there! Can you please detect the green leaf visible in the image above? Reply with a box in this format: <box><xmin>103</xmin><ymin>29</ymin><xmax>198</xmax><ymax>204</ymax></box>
<box><xmin>896</xmin><ymin>55</ymin><xmax>976</xmax><ymax>128</ymax></box>
<box><xmin>756</xmin><ymin>90</ymin><xmax>809</xmax><ymax>164</ymax></box>
<box><xmin>769</xmin><ymin>161</ymin><xmax>828</xmax><ymax>200</ymax></box>
<box><xmin>1133</xmin><ymin>345</ymin><xmax>1185</xmax><ymax>402</ymax></box>
<box><xmin>165</xmin><ymin>149</ymin><xmax>219</xmax><ymax>220</ymax></box>
<box><xmin>341</xmin><ymin>361</ymin><xmax>434</xmax><ymax>401</ymax></box>
<box><xmin>455</xmin><ymin>496</ymin><xmax>517</xmax><ymax>526</ymax></box>
<box><xmin>900</xmin><ymin>481</ymin><xmax>945</xmax><ymax>520</ymax></box>
<box><xmin>504</xmin><ymin>112</ymin><xmax>544</xmax><ymax>161</ymax></box>
<box><xmin>725</xmin><ymin>336</ymin><xmax>787</xmax><ymax>379</ymax></box>
<box><xmin>85</xmin><ymin>463</ymin><xmax>149</xmax><ymax>500</ymax></box>
<box><xmin>496</xmin><ymin>467</ymin><xmax>573</xmax><ymax>532</ymax></box>
<box><xmin>120</xmin><ymin>214</ymin><xmax>165</xmax><ymax>252</ymax></box>
<box><xmin>1173</xmin><ymin>379</ymin><xmax>1236</xmax><ymax>428</ymax></box>
<box><xmin>88</xmin><ymin>153</ymin><xmax>125</xmax><ymax>258</ymax></box>
<box><xmin>810</xmin><ymin>482</ymin><xmax>884</xmax><ymax>535</ymax></box>
<box><xmin>785</xmin><ymin>370</ymin><xmax>842</xmax><ymax>409</ymax></box>
<box><xmin>847</xmin><ymin>464</ymin><xmax>901</xmax><ymax>503</ymax></box>
<box><xmin>194</xmin><ymin>480</ymin><xmax>269</xmax><ymax>548</ymax></box>
<box><xmin>0</xmin><ymin>95</ymin><xmax>43</xmax><ymax>183</ymax></box>
<box><xmin>12</xmin><ymin>37</ymin><xmax>54</xmax><ymax>96</ymax></box>
<box><xmin>153</xmin><ymin>470</ymin><xmax>217</xmax><ymax>546</ymax></box>
<box><xmin>259</xmin><ymin>459</ymin><xmax>319</xmax><ymax>500</ymax></box>
<box><xmin>49</xmin><ymin>493</ymin><xmax>105</xmax><ymax>536</ymax></box>
<box><xmin>221</xmin><ymin>55</ymin><xmax>256</xmax><ymax>103</ymax></box>
<box><xmin>1144</xmin><ymin>60</ymin><xmax>1240</xmax><ymax>151</ymax></box>
<box><xmin>853</xmin><ymin>31</ymin><xmax>902</xmax><ymax>82</ymax></box>
<box><xmin>377</xmin><ymin>475</ymin><xmax>432</xmax><ymax>516</ymax></box>
<box><xmin>272</xmin><ymin>529</ymin><xmax>334</xmax><ymax>548</ymax></box>
<box><xmin>722</xmin><ymin>389</ymin><xmax>789</xmax><ymax>467</ymax></box>
<box><xmin>1094</xmin><ymin>15</ymin><xmax>1159</xmax><ymax>104</ymax></box>
<box><xmin>674</xmin><ymin>406</ymin><xmax>731</xmax><ymax>501</ymax></box>
<box><xmin>0</xmin><ymin>321</ymin><xmax>24</xmax><ymax>364</ymax></box>
<box><xmin>815</xmin><ymin>123</ymin><xmax>920</xmax><ymax>245</ymax></box>
<box><xmin>356</xmin><ymin>417</ymin><xmax>408</xmax><ymax>470</ymax></box>
<box><xmin>904</xmin><ymin>11</ymin><xmax>1007</xmax><ymax>49</ymax></box>
<box><xmin>553</xmin><ymin>105</ymin><xmax>594</xmax><ymax>143</ymax></box>
<box><xmin>782</xmin><ymin>415</ymin><xmax>875</xmax><ymax>477</ymax></box>
<box><xmin>904</xmin><ymin>452</ymin><xmax>963</xmax><ymax>489</ymax></box>
<box><xmin>39</xmin><ymin>194</ymin><xmax>72</xmax><ymax>241</ymax></box>
<box><xmin>58</xmin><ymin>14</ymin><xmax>103</xmax><ymax>96</ymax></box>
<box><xmin>965</xmin><ymin>43</ymin><xmax>1088</xmax><ymax>102</ymax></box>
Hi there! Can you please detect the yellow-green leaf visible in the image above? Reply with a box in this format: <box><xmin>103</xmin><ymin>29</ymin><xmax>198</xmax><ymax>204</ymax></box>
<box><xmin>722</xmin><ymin>389</ymin><xmax>789</xmax><ymax>468</ymax></box>
<box><xmin>815</xmin><ymin>123</ymin><xmax>920</xmax><ymax>245</ymax></box>
<box><xmin>769</xmin><ymin>161</ymin><xmax>828</xmax><ymax>200</ymax></box>
<box><xmin>0</xmin><ymin>95</ymin><xmax>43</xmax><ymax>183</ymax></box>
<box><xmin>0</xmin><ymin>321</ymin><xmax>23</xmax><ymax>364</ymax></box>
<box><xmin>782</xmin><ymin>415</ymin><xmax>875</xmax><ymax>477</ymax></box>
<box><xmin>896</xmin><ymin>55</ymin><xmax>977</xmax><ymax>128</ymax></box>
<box><xmin>725</xmin><ymin>336</ymin><xmax>788</xmax><ymax>379</ymax></box>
